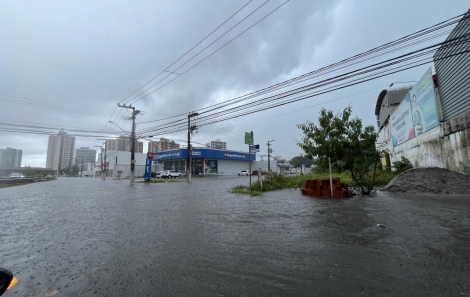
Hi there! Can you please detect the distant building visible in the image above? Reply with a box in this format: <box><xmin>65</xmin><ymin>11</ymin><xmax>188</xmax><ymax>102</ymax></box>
<box><xmin>206</xmin><ymin>139</ymin><xmax>227</xmax><ymax>150</ymax></box>
<box><xmin>148</xmin><ymin>138</ymin><xmax>180</xmax><ymax>153</ymax></box>
<box><xmin>105</xmin><ymin>136</ymin><xmax>143</xmax><ymax>153</ymax></box>
<box><xmin>75</xmin><ymin>147</ymin><xmax>97</xmax><ymax>165</ymax></box>
<box><xmin>46</xmin><ymin>129</ymin><xmax>76</xmax><ymax>171</ymax></box>
<box><xmin>0</xmin><ymin>147</ymin><xmax>23</xmax><ymax>168</ymax></box>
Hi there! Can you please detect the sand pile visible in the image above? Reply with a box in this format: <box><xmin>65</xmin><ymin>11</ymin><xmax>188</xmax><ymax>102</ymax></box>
<box><xmin>382</xmin><ymin>167</ymin><xmax>470</xmax><ymax>194</ymax></box>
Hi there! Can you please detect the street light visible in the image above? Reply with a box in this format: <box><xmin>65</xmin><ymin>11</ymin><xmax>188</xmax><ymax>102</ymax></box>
<box><xmin>389</xmin><ymin>81</ymin><xmax>418</xmax><ymax>87</ymax></box>
<box><xmin>109</xmin><ymin>121</ymin><xmax>131</xmax><ymax>136</ymax></box>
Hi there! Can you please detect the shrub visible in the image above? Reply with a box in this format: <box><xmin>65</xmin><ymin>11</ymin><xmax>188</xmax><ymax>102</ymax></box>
<box><xmin>392</xmin><ymin>156</ymin><xmax>413</xmax><ymax>174</ymax></box>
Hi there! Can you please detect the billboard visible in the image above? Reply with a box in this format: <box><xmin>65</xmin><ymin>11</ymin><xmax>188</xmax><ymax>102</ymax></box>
<box><xmin>390</xmin><ymin>67</ymin><xmax>439</xmax><ymax>146</ymax></box>
<box><xmin>391</xmin><ymin>94</ymin><xmax>415</xmax><ymax>146</ymax></box>
<box><xmin>409</xmin><ymin>67</ymin><xmax>439</xmax><ymax>136</ymax></box>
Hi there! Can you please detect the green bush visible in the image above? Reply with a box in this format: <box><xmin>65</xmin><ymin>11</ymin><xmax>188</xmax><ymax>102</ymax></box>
<box><xmin>392</xmin><ymin>156</ymin><xmax>413</xmax><ymax>174</ymax></box>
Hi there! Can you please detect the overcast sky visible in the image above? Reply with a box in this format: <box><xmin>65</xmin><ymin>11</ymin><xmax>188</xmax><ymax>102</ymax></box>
<box><xmin>0</xmin><ymin>0</ymin><xmax>469</xmax><ymax>167</ymax></box>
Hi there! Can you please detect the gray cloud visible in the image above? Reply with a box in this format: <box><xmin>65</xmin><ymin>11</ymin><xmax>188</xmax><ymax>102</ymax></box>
<box><xmin>1</xmin><ymin>0</ymin><xmax>469</xmax><ymax>165</ymax></box>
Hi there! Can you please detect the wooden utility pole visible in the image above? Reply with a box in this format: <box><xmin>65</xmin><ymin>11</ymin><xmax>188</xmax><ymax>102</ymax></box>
<box><xmin>187</xmin><ymin>112</ymin><xmax>198</xmax><ymax>182</ymax></box>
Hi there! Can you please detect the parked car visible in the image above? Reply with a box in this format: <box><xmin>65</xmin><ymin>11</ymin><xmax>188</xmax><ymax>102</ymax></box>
<box><xmin>168</xmin><ymin>170</ymin><xmax>182</xmax><ymax>178</ymax></box>
<box><xmin>238</xmin><ymin>170</ymin><xmax>250</xmax><ymax>176</ymax></box>
<box><xmin>9</xmin><ymin>173</ymin><xmax>24</xmax><ymax>179</ymax></box>
<box><xmin>160</xmin><ymin>171</ymin><xmax>170</xmax><ymax>179</ymax></box>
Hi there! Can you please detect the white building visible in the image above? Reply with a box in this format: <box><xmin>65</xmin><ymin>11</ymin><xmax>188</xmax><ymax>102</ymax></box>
<box><xmin>46</xmin><ymin>129</ymin><xmax>76</xmax><ymax>171</ymax></box>
<box><xmin>95</xmin><ymin>150</ymin><xmax>149</xmax><ymax>178</ymax></box>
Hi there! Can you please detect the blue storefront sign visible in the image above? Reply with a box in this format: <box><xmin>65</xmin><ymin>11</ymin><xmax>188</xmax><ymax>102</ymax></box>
<box><xmin>153</xmin><ymin>148</ymin><xmax>255</xmax><ymax>161</ymax></box>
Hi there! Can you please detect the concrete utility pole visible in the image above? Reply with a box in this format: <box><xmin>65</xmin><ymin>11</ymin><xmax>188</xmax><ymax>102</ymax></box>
<box><xmin>80</xmin><ymin>156</ymin><xmax>84</xmax><ymax>178</ymax></box>
<box><xmin>97</xmin><ymin>139</ymin><xmax>107</xmax><ymax>180</ymax></box>
<box><xmin>118</xmin><ymin>104</ymin><xmax>140</xmax><ymax>186</ymax></box>
<box><xmin>187</xmin><ymin>112</ymin><xmax>198</xmax><ymax>182</ymax></box>
<box><xmin>94</xmin><ymin>145</ymin><xmax>104</xmax><ymax>180</ymax></box>
<box><xmin>267</xmin><ymin>140</ymin><xmax>275</xmax><ymax>174</ymax></box>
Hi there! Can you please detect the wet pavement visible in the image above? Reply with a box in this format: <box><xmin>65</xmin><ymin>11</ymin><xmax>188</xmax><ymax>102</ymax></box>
<box><xmin>1</xmin><ymin>177</ymin><xmax>470</xmax><ymax>296</ymax></box>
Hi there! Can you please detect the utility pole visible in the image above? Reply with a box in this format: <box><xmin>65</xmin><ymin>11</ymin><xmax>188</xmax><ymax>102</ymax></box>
<box><xmin>118</xmin><ymin>103</ymin><xmax>140</xmax><ymax>186</ymax></box>
<box><xmin>97</xmin><ymin>139</ymin><xmax>107</xmax><ymax>180</ymax></box>
<box><xmin>103</xmin><ymin>142</ymin><xmax>107</xmax><ymax>179</ymax></box>
<box><xmin>187</xmin><ymin>112</ymin><xmax>198</xmax><ymax>182</ymax></box>
<box><xmin>94</xmin><ymin>145</ymin><xmax>104</xmax><ymax>180</ymax></box>
<box><xmin>80</xmin><ymin>156</ymin><xmax>84</xmax><ymax>178</ymax></box>
<box><xmin>267</xmin><ymin>140</ymin><xmax>275</xmax><ymax>174</ymax></box>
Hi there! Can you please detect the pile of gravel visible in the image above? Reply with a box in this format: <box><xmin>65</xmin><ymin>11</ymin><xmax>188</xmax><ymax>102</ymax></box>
<box><xmin>382</xmin><ymin>167</ymin><xmax>470</xmax><ymax>194</ymax></box>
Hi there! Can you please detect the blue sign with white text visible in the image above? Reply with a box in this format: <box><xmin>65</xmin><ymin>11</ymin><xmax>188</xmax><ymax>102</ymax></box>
<box><xmin>152</xmin><ymin>148</ymin><xmax>255</xmax><ymax>161</ymax></box>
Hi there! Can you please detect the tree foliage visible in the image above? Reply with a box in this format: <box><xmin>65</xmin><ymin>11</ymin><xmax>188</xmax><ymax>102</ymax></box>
<box><xmin>290</xmin><ymin>155</ymin><xmax>315</xmax><ymax>168</ymax></box>
<box><xmin>392</xmin><ymin>156</ymin><xmax>413</xmax><ymax>173</ymax></box>
<box><xmin>297</xmin><ymin>107</ymin><xmax>379</xmax><ymax>195</ymax></box>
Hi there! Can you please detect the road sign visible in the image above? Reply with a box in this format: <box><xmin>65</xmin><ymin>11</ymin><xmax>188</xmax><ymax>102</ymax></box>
<box><xmin>250</xmin><ymin>144</ymin><xmax>260</xmax><ymax>152</ymax></box>
<box><xmin>245</xmin><ymin>131</ymin><xmax>254</xmax><ymax>145</ymax></box>
<box><xmin>147</xmin><ymin>152</ymin><xmax>154</xmax><ymax>158</ymax></box>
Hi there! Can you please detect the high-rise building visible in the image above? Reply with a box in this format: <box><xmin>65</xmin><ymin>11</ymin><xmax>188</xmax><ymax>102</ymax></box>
<box><xmin>206</xmin><ymin>139</ymin><xmax>227</xmax><ymax>150</ymax></box>
<box><xmin>148</xmin><ymin>138</ymin><xmax>180</xmax><ymax>153</ymax></box>
<box><xmin>46</xmin><ymin>129</ymin><xmax>76</xmax><ymax>171</ymax></box>
<box><xmin>105</xmin><ymin>136</ymin><xmax>143</xmax><ymax>153</ymax></box>
<box><xmin>75</xmin><ymin>147</ymin><xmax>97</xmax><ymax>164</ymax></box>
<box><xmin>0</xmin><ymin>147</ymin><xmax>22</xmax><ymax>168</ymax></box>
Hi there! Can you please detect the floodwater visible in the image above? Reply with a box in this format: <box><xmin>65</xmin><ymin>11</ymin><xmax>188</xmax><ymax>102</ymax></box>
<box><xmin>1</xmin><ymin>177</ymin><xmax>470</xmax><ymax>296</ymax></box>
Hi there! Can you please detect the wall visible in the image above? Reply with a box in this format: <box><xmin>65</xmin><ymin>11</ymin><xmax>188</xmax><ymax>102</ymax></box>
<box><xmin>388</xmin><ymin>109</ymin><xmax>470</xmax><ymax>174</ymax></box>
<box><xmin>218</xmin><ymin>160</ymin><xmax>252</xmax><ymax>176</ymax></box>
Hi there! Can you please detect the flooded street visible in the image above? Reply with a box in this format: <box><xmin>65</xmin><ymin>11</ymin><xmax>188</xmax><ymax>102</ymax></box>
<box><xmin>1</xmin><ymin>177</ymin><xmax>470</xmax><ymax>296</ymax></box>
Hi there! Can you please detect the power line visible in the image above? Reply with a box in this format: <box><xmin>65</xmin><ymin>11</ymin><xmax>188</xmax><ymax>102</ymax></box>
<box><xmin>127</xmin><ymin>0</ymin><xmax>273</xmax><ymax>104</ymax></box>
<box><xmin>133</xmin><ymin>16</ymin><xmax>461</xmax><ymax>130</ymax></box>
<box><xmin>98</xmin><ymin>1</ymin><xmax>256</xmax><ymax>144</ymax></box>
<box><xmin>122</xmin><ymin>0</ymin><xmax>254</xmax><ymax>103</ymax></box>
<box><xmin>137</xmin><ymin>26</ymin><xmax>469</xmax><ymax>136</ymax></box>
<box><xmin>131</xmin><ymin>12</ymin><xmax>462</xmax><ymax>124</ymax></box>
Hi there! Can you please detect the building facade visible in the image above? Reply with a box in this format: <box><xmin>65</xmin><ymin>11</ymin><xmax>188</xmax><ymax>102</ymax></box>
<box><xmin>206</xmin><ymin>139</ymin><xmax>227</xmax><ymax>150</ymax></box>
<box><xmin>75</xmin><ymin>147</ymin><xmax>97</xmax><ymax>165</ymax></box>
<box><xmin>153</xmin><ymin>147</ymin><xmax>255</xmax><ymax>176</ymax></box>
<box><xmin>0</xmin><ymin>147</ymin><xmax>22</xmax><ymax>168</ymax></box>
<box><xmin>375</xmin><ymin>10</ymin><xmax>470</xmax><ymax>174</ymax></box>
<box><xmin>46</xmin><ymin>129</ymin><xmax>76</xmax><ymax>171</ymax></box>
<box><xmin>105</xmin><ymin>136</ymin><xmax>143</xmax><ymax>153</ymax></box>
<box><xmin>148</xmin><ymin>138</ymin><xmax>180</xmax><ymax>153</ymax></box>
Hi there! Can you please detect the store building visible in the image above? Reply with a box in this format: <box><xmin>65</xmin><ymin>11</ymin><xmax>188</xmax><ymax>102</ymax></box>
<box><xmin>153</xmin><ymin>147</ymin><xmax>255</xmax><ymax>176</ymax></box>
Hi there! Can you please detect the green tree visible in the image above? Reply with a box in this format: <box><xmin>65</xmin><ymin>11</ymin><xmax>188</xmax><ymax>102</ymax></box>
<box><xmin>290</xmin><ymin>155</ymin><xmax>315</xmax><ymax>168</ymax></box>
<box><xmin>297</xmin><ymin>107</ymin><xmax>379</xmax><ymax>195</ymax></box>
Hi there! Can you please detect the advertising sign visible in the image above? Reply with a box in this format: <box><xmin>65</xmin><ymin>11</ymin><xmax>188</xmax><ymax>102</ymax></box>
<box><xmin>143</xmin><ymin>157</ymin><xmax>153</xmax><ymax>181</ymax></box>
<box><xmin>391</xmin><ymin>94</ymin><xmax>415</xmax><ymax>146</ymax></box>
<box><xmin>409</xmin><ymin>67</ymin><xmax>439</xmax><ymax>136</ymax></box>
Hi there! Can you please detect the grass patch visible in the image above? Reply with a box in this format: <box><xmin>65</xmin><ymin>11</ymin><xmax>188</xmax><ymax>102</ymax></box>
<box><xmin>229</xmin><ymin>185</ymin><xmax>262</xmax><ymax>196</ymax></box>
<box><xmin>230</xmin><ymin>170</ymin><xmax>397</xmax><ymax>195</ymax></box>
